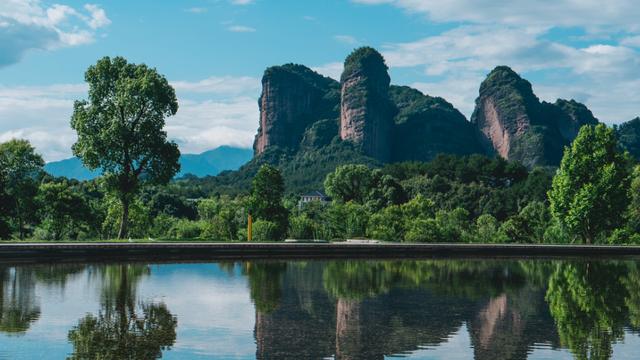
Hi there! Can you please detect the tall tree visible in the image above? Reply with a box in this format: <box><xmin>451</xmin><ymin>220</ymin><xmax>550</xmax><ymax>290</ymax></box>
<box><xmin>249</xmin><ymin>165</ymin><xmax>288</xmax><ymax>239</ymax></box>
<box><xmin>0</xmin><ymin>139</ymin><xmax>44</xmax><ymax>239</ymax></box>
<box><xmin>626</xmin><ymin>165</ymin><xmax>640</xmax><ymax>233</ymax></box>
<box><xmin>324</xmin><ymin>164</ymin><xmax>375</xmax><ymax>204</ymax></box>
<box><xmin>548</xmin><ymin>124</ymin><xmax>631</xmax><ymax>243</ymax></box>
<box><xmin>0</xmin><ymin>171</ymin><xmax>10</xmax><ymax>239</ymax></box>
<box><xmin>36</xmin><ymin>181</ymin><xmax>90</xmax><ymax>241</ymax></box>
<box><xmin>71</xmin><ymin>56</ymin><xmax>180</xmax><ymax>239</ymax></box>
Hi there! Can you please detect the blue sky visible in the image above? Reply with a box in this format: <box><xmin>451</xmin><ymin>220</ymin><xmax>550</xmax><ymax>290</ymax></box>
<box><xmin>2</xmin><ymin>0</ymin><xmax>640</xmax><ymax>161</ymax></box>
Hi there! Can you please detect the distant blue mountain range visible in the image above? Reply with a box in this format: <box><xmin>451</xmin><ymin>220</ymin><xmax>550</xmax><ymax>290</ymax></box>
<box><xmin>44</xmin><ymin>146</ymin><xmax>253</xmax><ymax>180</ymax></box>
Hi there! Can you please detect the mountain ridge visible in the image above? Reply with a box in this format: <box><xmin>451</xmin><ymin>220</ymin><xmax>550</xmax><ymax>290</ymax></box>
<box><xmin>45</xmin><ymin>146</ymin><xmax>253</xmax><ymax>180</ymax></box>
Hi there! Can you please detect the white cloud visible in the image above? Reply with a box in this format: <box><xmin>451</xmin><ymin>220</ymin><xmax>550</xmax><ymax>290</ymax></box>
<box><xmin>0</xmin><ymin>0</ymin><xmax>110</xmax><ymax>67</ymax></box>
<box><xmin>230</xmin><ymin>0</ymin><xmax>255</xmax><ymax>5</ymax></box>
<box><xmin>171</xmin><ymin>76</ymin><xmax>260</xmax><ymax>94</ymax></box>
<box><xmin>312</xmin><ymin>62</ymin><xmax>344</xmax><ymax>81</ymax></box>
<box><xmin>0</xmin><ymin>77</ymin><xmax>259</xmax><ymax>161</ymax></box>
<box><xmin>84</xmin><ymin>4</ymin><xmax>110</xmax><ymax>29</ymax></box>
<box><xmin>226</xmin><ymin>25</ymin><xmax>256</xmax><ymax>33</ymax></box>
<box><xmin>334</xmin><ymin>34</ymin><xmax>358</xmax><ymax>45</ymax></box>
<box><xmin>376</xmin><ymin>23</ymin><xmax>640</xmax><ymax>122</ymax></box>
<box><xmin>351</xmin><ymin>0</ymin><xmax>640</xmax><ymax>32</ymax></box>
<box><xmin>184</xmin><ymin>7</ymin><xmax>207</xmax><ymax>14</ymax></box>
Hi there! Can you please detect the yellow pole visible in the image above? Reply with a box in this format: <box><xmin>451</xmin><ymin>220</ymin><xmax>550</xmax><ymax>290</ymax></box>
<box><xmin>247</xmin><ymin>214</ymin><xmax>253</xmax><ymax>242</ymax></box>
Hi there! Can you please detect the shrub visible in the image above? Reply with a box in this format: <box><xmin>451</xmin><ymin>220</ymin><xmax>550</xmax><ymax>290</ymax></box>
<box><xmin>404</xmin><ymin>218</ymin><xmax>441</xmax><ymax>242</ymax></box>
<box><xmin>171</xmin><ymin>219</ymin><xmax>204</xmax><ymax>239</ymax></box>
<box><xmin>367</xmin><ymin>205</ymin><xmax>404</xmax><ymax>241</ymax></box>
<box><xmin>288</xmin><ymin>215</ymin><xmax>316</xmax><ymax>239</ymax></box>
<box><xmin>252</xmin><ymin>220</ymin><xmax>279</xmax><ymax>242</ymax></box>
<box><xmin>474</xmin><ymin>214</ymin><xmax>502</xmax><ymax>243</ymax></box>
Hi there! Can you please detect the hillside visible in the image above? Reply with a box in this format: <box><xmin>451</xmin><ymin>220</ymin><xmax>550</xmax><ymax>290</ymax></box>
<box><xmin>45</xmin><ymin>146</ymin><xmax>252</xmax><ymax>180</ymax></box>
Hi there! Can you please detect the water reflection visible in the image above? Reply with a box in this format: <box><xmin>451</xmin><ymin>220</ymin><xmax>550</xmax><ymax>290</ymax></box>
<box><xmin>246</xmin><ymin>259</ymin><xmax>640</xmax><ymax>360</ymax></box>
<box><xmin>0</xmin><ymin>259</ymin><xmax>640</xmax><ymax>359</ymax></box>
<box><xmin>67</xmin><ymin>265</ymin><xmax>177</xmax><ymax>360</ymax></box>
<box><xmin>0</xmin><ymin>267</ymin><xmax>40</xmax><ymax>334</ymax></box>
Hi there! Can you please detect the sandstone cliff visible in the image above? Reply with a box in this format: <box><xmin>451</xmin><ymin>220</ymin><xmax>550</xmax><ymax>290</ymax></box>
<box><xmin>339</xmin><ymin>47</ymin><xmax>395</xmax><ymax>162</ymax></box>
<box><xmin>470</xmin><ymin>66</ymin><xmax>541</xmax><ymax>163</ymax></box>
<box><xmin>543</xmin><ymin>99</ymin><xmax>599</xmax><ymax>142</ymax></box>
<box><xmin>253</xmin><ymin>64</ymin><xmax>340</xmax><ymax>155</ymax></box>
<box><xmin>471</xmin><ymin>66</ymin><xmax>598</xmax><ymax>167</ymax></box>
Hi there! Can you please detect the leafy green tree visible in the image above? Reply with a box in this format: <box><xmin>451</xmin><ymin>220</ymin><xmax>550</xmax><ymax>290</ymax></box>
<box><xmin>252</xmin><ymin>220</ymin><xmax>279</xmax><ymax>241</ymax></box>
<box><xmin>288</xmin><ymin>214</ymin><xmax>316</xmax><ymax>239</ymax></box>
<box><xmin>198</xmin><ymin>196</ymin><xmax>246</xmax><ymax>241</ymax></box>
<box><xmin>324</xmin><ymin>164</ymin><xmax>375</xmax><ymax>204</ymax></box>
<box><xmin>71</xmin><ymin>56</ymin><xmax>180</xmax><ymax>239</ymax></box>
<box><xmin>499</xmin><ymin>201</ymin><xmax>550</xmax><ymax>243</ymax></box>
<box><xmin>102</xmin><ymin>197</ymin><xmax>151</xmax><ymax>239</ymax></box>
<box><xmin>366</xmin><ymin>172</ymin><xmax>407</xmax><ymax>210</ymax></box>
<box><xmin>548</xmin><ymin>124</ymin><xmax>631</xmax><ymax>243</ymax></box>
<box><xmin>249</xmin><ymin>165</ymin><xmax>288</xmax><ymax>239</ymax></box>
<box><xmin>367</xmin><ymin>205</ymin><xmax>404</xmax><ymax>241</ymax></box>
<box><xmin>404</xmin><ymin>218</ymin><xmax>441</xmax><ymax>242</ymax></box>
<box><xmin>0</xmin><ymin>139</ymin><xmax>44</xmax><ymax>239</ymax></box>
<box><xmin>0</xmin><ymin>171</ymin><xmax>10</xmax><ymax>239</ymax></box>
<box><xmin>35</xmin><ymin>181</ymin><xmax>91</xmax><ymax>240</ymax></box>
<box><xmin>474</xmin><ymin>214</ymin><xmax>502</xmax><ymax>243</ymax></box>
<box><xmin>626</xmin><ymin>165</ymin><xmax>640</xmax><ymax>233</ymax></box>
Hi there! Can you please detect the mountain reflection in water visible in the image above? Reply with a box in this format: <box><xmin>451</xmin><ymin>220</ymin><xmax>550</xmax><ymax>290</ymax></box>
<box><xmin>0</xmin><ymin>259</ymin><xmax>639</xmax><ymax>359</ymax></box>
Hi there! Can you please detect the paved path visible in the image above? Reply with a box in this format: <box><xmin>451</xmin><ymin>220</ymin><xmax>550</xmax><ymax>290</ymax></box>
<box><xmin>1</xmin><ymin>242</ymin><xmax>640</xmax><ymax>262</ymax></box>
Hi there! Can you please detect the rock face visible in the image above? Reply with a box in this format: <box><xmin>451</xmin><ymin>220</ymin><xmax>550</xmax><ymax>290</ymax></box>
<box><xmin>471</xmin><ymin>66</ymin><xmax>542</xmax><ymax>163</ymax></box>
<box><xmin>616</xmin><ymin>117</ymin><xmax>640</xmax><ymax>160</ymax></box>
<box><xmin>471</xmin><ymin>66</ymin><xmax>599</xmax><ymax>167</ymax></box>
<box><xmin>253</xmin><ymin>64</ymin><xmax>340</xmax><ymax>155</ymax></box>
<box><xmin>390</xmin><ymin>86</ymin><xmax>484</xmax><ymax>162</ymax></box>
<box><xmin>546</xmin><ymin>99</ymin><xmax>598</xmax><ymax>141</ymax></box>
<box><xmin>339</xmin><ymin>47</ymin><xmax>395</xmax><ymax>162</ymax></box>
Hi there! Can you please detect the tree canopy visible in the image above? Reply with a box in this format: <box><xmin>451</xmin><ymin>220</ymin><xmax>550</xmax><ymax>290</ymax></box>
<box><xmin>71</xmin><ymin>56</ymin><xmax>180</xmax><ymax>238</ymax></box>
<box><xmin>548</xmin><ymin>124</ymin><xmax>631</xmax><ymax>243</ymax></box>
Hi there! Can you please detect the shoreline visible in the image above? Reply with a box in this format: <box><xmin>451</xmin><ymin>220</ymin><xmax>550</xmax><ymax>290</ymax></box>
<box><xmin>2</xmin><ymin>242</ymin><xmax>640</xmax><ymax>263</ymax></box>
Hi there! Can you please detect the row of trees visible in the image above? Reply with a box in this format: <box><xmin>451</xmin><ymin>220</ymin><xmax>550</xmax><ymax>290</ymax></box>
<box><xmin>1</xmin><ymin>122</ymin><xmax>638</xmax><ymax>243</ymax></box>
<box><xmin>273</xmin><ymin>123</ymin><xmax>639</xmax><ymax>244</ymax></box>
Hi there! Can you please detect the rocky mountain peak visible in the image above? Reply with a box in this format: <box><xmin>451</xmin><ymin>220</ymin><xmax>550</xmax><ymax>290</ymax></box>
<box><xmin>339</xmin><ymin>47</ymin><xmax>395</xmax><ymax>162</ymax></box>
<box><xmin>253</xmin><ymin>64</ymin><xmax>339</xmax><ymax>155</ymax></box>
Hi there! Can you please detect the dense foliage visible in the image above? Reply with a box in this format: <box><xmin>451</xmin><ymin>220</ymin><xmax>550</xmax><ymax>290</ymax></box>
<box><xmin>71</xmin><ymin>56</ymin><xmax>180</xmax><ymax>238</ymax></box>
<box><xmin>549</xmin><ymin>124</ymin><xmax>631</xmax><ymax>243</ymax></box>
<box><xmin>2</xmin><ymin>119</ymin><xmax>640</xmax><ymax>243</ymax></box>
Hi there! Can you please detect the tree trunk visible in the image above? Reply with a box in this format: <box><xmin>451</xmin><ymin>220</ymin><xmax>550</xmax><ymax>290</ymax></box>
<box><xmin>118</xmin><ymin>198</ymin><xmax>130</xmax><ymax>239</ymax></box>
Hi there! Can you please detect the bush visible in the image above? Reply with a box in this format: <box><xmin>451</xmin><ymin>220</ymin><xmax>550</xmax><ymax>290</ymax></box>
<box><xmin>170</xmin><ymin>219</ymin><xmax>204</xmax><ymax>239</ymax></box>
<box><xmin>288</xmin><ymin>215</ymin><xmax>316</xmax><ymax>239</ymax></box>
<box><xmin>473</xmin><ymin>214</ymin><xmax>503</xmax><ymax>243</ymax></box>
<box><xmin>252</xmin><ymin>220</ymin><xmax>279</xmax><ymax>241</ymax></box>
<box><xmin>150</xmin><ymin>214</ymin><xmax>179</xmax><ymax>238</ymax></box>
<box><xmin>404</xmin><ymin>218</ymin><xmax>441</xmax><ymax>242</ymax></box>
<box><xmin>367</xmin><ymin>205</ymin><xmax>404</xmax><ymax>241</ymax></box>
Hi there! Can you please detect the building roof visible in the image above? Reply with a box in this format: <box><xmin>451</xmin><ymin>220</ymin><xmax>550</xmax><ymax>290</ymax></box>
<box><xmin>300</xmin><ymin>190</ymin><xmax>329</xmax><ymax>198</ymax></box>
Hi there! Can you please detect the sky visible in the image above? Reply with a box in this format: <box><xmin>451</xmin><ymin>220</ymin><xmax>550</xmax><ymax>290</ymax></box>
<box><xmin>3</xmin><ymin>1</ymin><xmax>640</xmax><ymax>161</ymax></box>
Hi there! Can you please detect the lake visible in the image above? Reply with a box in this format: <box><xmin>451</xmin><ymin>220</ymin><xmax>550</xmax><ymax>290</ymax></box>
<box><xmin>1</xmin><ymin>258</ymin><xmax>640</xmax><ymax>359</ymax></box>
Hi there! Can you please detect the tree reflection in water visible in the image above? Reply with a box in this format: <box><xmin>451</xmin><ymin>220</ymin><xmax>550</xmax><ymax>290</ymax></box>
<box><xmin>244</xmin><ymin>259</ymin><xmax>640</xmax><ymax>360</ymax></box>
<box><xmin>0</xmin><ymin>267</ymin><xmax>40</xmax><ymax>334</ymax></box>
<box><xmin>546</xmin><ymin>261</ymin><xmax>629</xmax><ymax>360</ymax></box>
<box><xmin>67</xmin><ymin>264</ymin><xmax>177</xmax><ymax>360</ymax></box>
<box><xmin>0</xmin><ymin>264</ymin><xmax>84</xmax><ymax>334</ymax></box>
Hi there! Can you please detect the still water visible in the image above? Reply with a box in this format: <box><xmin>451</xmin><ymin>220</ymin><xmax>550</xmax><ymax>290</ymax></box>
<box><xmin>1</xmin><ymin>258</ymin><xmax>640</xmax><ymax>359</ymax></box>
